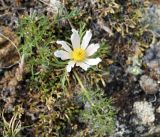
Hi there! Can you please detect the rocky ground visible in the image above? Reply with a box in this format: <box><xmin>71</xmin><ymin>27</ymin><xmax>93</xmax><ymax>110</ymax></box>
<box><xmin>0</xmin><ymin>0</ymin><xmax>160</xmax><ymax>137</ymax></box>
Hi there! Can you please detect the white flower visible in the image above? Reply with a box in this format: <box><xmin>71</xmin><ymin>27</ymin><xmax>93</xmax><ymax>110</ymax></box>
<box><xmin>54</xmin><ymin>29</ymin><xmax>101</xmax><ymax>72</ymax></box>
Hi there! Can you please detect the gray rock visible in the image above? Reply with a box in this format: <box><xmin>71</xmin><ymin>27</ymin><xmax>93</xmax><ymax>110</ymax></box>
<box><xmin>136</xmin><ymin>125</ymin><xmax>146</xmax><ymax>134</ymax></box>
<box><xmin>142</xmin><ymin>5</ymin><xmax>160</xmax><ymax>32</ymax></box>
<box><xmin>139</xmin><ymin>75</ymin><xmax>159</xmax><ymax>94</ymax></box>
<box><xmin>156</xmin><ymin>106</ymin><xmax>160</xmax><ymax>113</ymax></box>
<box><xmin>133</xmin><ymin>101</ymin><xmax>155</xmax><ymax>125</ymax></box>
<box><xmin>142</xmin><ymin>125</ymin><xmax>160</xmax><ymax>137</ymax></box>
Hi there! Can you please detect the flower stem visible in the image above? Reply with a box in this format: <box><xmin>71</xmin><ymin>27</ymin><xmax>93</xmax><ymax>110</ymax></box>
<box><xmin>73</xmin><ymin>71</ymin><xmax>95</xmax><ymax>107</ymax></box>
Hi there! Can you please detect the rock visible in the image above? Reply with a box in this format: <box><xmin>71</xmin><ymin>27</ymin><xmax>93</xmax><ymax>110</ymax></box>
<box><xmin>146</xmin><ymin>59</ymin><xmax>160</xmax><ymax>74</ymax></box>
<box><xmin>133</xmin><ymin>101</ymin><xmax>155</xmax><ymax>125</ymax></box>
<box><xmin>0</xmin><ymin>27</ymin><xmax>23</xmax><ymax>97</ymax></box>
<box><xmin>142</xmin><ymin>4</ymin><xmax>160</xmax><ymax>32</ymax></box>
<box><xmin>0</xmin><ymin>35</ymin><xmax>7</xmax><ymax>44</ymax></box>
<box><xmin>142</xmin><ymin>125</ymin><xmax>160</xmax><ymax>137</ymax></box>
<box><xmin>0</xmin><ymin>68</ymin><xmax>20</xmax><ymax>93</ymax></box>
<box><xmin>144</xmin><ymin>41</ymin><xmax>160</xmax><ymax>74</ymax></box>
<box><xmin>139</xmin><ymin>75</ymin><xmax>159</xmax><ymax>94</ymax></box>
<box><xmin>156</xmin><ymin>106</ymin><xmax>160</xmax><ymax>113</ymax></box>
<box><xmin>110</xmin><ymin>121</ymin><xmax>127</xmax><ymax>137</ymax></box>
<box><xmin>8</xmin><ymin>77</ymin><xmax>18</xmax><ymax>89</ymax></box>
<box><xmin>136</xmin><ymin>125</ymin><xmax>146</xmax><ymax>134</ymax></box>
<box><xmin>43</xmin><ymin>0</ymin><xmax>62</xmax><ymax>16</ymax></box>
<box><xmin>0</xmin><ymin>26</ymin><xmax>19</xmax><ymax>68</ymax></box>
<box><xmin>151</xmin><ymin>0</ymin><xmax>160</xmax><ymax>5</ymax></box>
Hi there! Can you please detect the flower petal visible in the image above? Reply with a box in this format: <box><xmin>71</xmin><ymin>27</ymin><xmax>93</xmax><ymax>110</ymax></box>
<box><xmin>85</xmin><ymin>58</ymin><xmax>101</xmax><ymax>65</ymax></box>
<box><xmin>86</xmin><ymin>43</ymin><xmax>100</xmax><ymax>57</ymax></box>
<box><xmin>54</xmin><ymin>50</ymin><xmax>70</xmax><ymax>60</ymax></box>
<box><xmin>81</xmin><ymin>30</ymin><xmax>92</xmax><ymax>49</ymax></box>
<box><xmin>66</xmin><ymin>61</ymin><xmax>75</xmax><ymax>72</ymax></box>
<box><xmin>57</xmin><ymin>40</ymin><xmax>72</xmax><ymax>52</ymax></box>
<box><xmin>71</xmin><ymin>29</ymin><xmax>80</xmax><ymax>49</ymax></box>
<box><xmin>76</xmin><ymin>62</ymin><xmax>90</xmax><ymax>71</ymax></box>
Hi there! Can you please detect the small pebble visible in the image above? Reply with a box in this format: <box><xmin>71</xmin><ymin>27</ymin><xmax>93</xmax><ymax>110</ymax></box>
<box><xmin>139</xmin><ymin>75</ymin><xmax>159</xmax><ymax>94</ymax></box>
<box><xmin>156</xmin><ymin>106</ymin><xmax>160</xmax><ymax>113</ymax></box>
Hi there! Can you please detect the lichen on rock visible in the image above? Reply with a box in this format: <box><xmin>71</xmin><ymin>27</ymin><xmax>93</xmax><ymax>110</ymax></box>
<box><xmin>133</xmin><ymin>101</ymin><xmax>155</xmax><ymax>125</ymax></box>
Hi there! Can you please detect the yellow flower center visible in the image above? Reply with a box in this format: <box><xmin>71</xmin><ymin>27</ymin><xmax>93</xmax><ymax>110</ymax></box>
<box><xmin>71</xmin><ymin>48</ymin><xmax>86</xmax><ymax>62</ymax></box>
